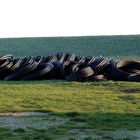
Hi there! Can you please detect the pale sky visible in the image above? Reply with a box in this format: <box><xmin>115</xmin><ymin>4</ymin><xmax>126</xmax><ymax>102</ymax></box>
<box><xmin>0</xmin><ymin>0</ymin><xmax>140</xmax><ymax>38</ymax></box>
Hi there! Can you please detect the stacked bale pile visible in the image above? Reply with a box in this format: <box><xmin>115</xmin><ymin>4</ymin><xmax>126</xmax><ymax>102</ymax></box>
<box><xmin>0</xmin><ymin>53</ymin><xmax>140</xmax><ymax>82</ymax></box>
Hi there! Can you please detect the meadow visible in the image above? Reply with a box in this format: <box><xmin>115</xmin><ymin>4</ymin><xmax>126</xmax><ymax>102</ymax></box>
<box><xmin>0</xmin><ymin>35</ymin><xmax>140</xmax><ymax>58</ymax></box>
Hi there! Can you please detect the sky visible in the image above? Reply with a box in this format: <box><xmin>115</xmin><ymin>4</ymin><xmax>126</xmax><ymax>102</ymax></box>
<box><xmin>0</xmin><ymin>0</ymin><xmax>140</xmax><ymax>38</ymax></box>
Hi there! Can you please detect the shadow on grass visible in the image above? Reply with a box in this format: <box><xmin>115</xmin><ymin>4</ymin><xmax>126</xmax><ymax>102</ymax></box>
<box><xmin>0</xmin><ymin>109</ymin><xmax>140</xmax><ymax>130</ymax></box>
<box><xmin>0</xmin><ymin>80</ymin><xmax>67</xmax><ymax>85</ymax></box>
<box><xmin>22</xmin><ymin>110</ymin><xmax>140</xmax><ymax>130</ymax></box>
<box><xmin>0</xmin><ymin>111</ymin><xmax>140</xmax><ymax>140</ymax></box>
<box><xmin>53</xmin><ymin>112</ymin><xmax>140</xmax><ymax>130</ymax></box>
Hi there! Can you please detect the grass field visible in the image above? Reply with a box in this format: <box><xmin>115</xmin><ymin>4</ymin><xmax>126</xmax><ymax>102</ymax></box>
<box><xmin>0</xmin><ymin>35</ymin><xmax>140</xmax><ymax>140</ymax></box>
<box><xmin>0</xmin><ymin>35</ymin><xmax>140</xmax><ymax>59</ymax></box>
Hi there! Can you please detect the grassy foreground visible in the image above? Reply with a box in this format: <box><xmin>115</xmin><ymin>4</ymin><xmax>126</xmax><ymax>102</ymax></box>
<box><xmin>0</xmin><ymin>81</ymin><xmax>140</xmax><ymax>114</ymax></box>
<box><xmin>0</xmin><ymin>81</ymin><xmax>140</xmax><ymax>139</ymax></box>
<box><xmin>0</xmin><ymin>35</ymin><xmax>139</xmax><ymax>139</ymax></box>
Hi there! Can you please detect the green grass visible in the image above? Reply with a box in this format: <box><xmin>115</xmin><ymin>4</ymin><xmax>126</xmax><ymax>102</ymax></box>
<box><xmin>0</xmin><ymin>81</ymin><xmax>140</xmax><ymax>139</ymax></box>
<box><xmin>0</xmin><ymin>35</ymin><xmax>140</xmax><ymax>59</ymax></box>
<box><xmin>0</xmin><ymin>81</ymin><xmax>140</xmax><ymax>125</ymax></box>
<box><xmin>0</xmin><ymin>81</ymin><xmax>140</xmax><ymax>113</ymax></box>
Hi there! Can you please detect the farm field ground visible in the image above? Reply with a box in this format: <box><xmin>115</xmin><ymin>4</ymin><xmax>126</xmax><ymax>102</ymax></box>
<box><xmin>0</xmin><ymin>35</ymin><xmax>140</xmax><ymax>59</ymax></box>
<box><xmin>0</xmin><ymin>35</ymin><xmax>140</xmax><ymax>140</ymax></box>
